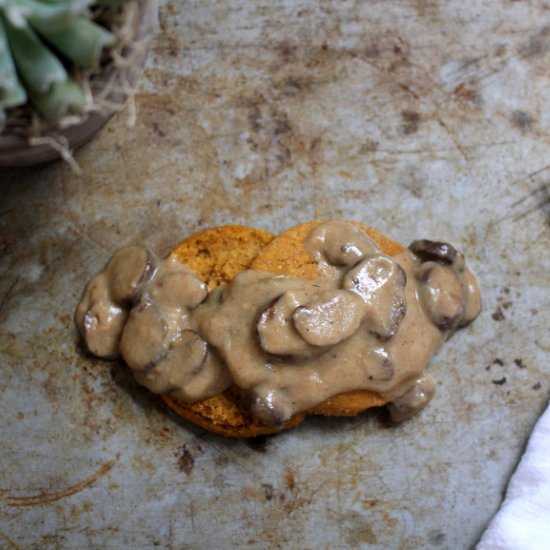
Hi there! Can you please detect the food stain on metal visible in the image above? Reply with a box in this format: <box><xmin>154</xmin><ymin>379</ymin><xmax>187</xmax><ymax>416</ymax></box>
<box><xmin>511</xmin><ymin>110</ymin><xmax>534</xmax><ymax>132</ymax></box>
<box><xmin>242</xmin><ymin>486</ymin><xmax>271</xmax><ymax>503</ymax></box>
<box><xmin>174</xmin><ymin>443</ymin><xmax>203</xmax><ymax>478</ymax></box>
<box><xmin>240</xmin><ymin>466</ymin><xmax>320</xmax><ymax>519</ymax></box>
<box><xmin>401</xmin><ymin>110</ymin><xmax>422</xmax><ymax>135</ymax></box>
<box><xmin>4</xmin><ymin>456</ymin><xmax>119</xmax><ymax>507</ymax></box>
<box><xmin>491</xmin><ymin>287</ymin><xmax>514</xmax><ymax>321</ymax></box>
<box><xmin>485</xmin><ymin>358</ymin><xmax>504</xmax><ymax>370</ymax></box>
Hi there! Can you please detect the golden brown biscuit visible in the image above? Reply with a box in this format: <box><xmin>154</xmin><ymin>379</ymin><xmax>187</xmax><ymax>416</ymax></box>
<box><xmin>170</xmin><ymin>224</ymin><xmax>275</xmax><ymax>289</ymax></box>
<box><xmin>250</xmin><ymin>220</ymin><xmax>404</xmax><ymax>280</ymax></box>
<box><xmin>161</xmin><ymin>221</ymin><xmax>405</xmax><ymax>437</ymax></box>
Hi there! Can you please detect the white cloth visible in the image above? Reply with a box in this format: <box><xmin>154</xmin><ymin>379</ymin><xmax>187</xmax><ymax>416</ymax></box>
<box><xmin>477</xmin><ymin>400</ymin><xmax>550</xmax><ymax>549</ymax></box>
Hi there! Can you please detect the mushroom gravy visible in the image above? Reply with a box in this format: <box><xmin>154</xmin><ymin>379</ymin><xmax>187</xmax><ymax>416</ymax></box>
<box><xmin>75</xmin><ymin>221</ymin><xmax>481</xmax><ymax>425</ymax></box>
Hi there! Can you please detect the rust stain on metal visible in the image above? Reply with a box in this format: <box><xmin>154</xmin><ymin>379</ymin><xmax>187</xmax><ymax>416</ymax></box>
<box><xmin>362</xmin><ymin>498</ymin><xmax>384</xmax><ymax>509</ymax></box>
<box><xmin>0</xmin><ymin>531</ymin><xmax>20</xmax><ymax>550</ymax></box>
<box><xmin>4</xmin><ymin>457</ymin><xmax>118</xmax><ymax>507</ymax></box>
<box><xmin>452</xmin><ymin>82</ymin><xmax>482</xmax><ymax>107</ymax></box>
<box><xmin>284</xmin><ymin>467</ymin><xmax>296</xmax><ymax>491</ymax></box>
<box><xmin>175</xmin><ymin>443</ymin><xmax>203</xmax><ymax>477</ymax></box>
<box><xmin>401</xmin><ymin>110</ymin><xmax>422</xmax><ymax>135</ymax></box>
<box><xmin>178</xmin><ymin>448</ymin><xmax>195</xmax><ymax>477</ymax></box>
<box><xmin>242</xmin><ymin>486</ymin><xmax>271</xmax><ymax>503</ymax></box>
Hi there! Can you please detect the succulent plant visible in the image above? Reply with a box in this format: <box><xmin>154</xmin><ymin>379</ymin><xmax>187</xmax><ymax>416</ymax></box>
<box><xmin>0</xmin><ymin>0</ymin><xmax>125</xmax><ymax>122</ymax></box>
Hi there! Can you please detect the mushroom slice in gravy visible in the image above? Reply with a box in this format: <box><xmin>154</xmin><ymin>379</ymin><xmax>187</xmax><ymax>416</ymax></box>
<box><xmin>292</xmin><ymin>289</ymin><xmax>365</xmax><ymax>347</ymax></box>
<box><xmin>343</xmin><ymin>256</ymin><xmax>407</xmax><ymax>339</ymax></box>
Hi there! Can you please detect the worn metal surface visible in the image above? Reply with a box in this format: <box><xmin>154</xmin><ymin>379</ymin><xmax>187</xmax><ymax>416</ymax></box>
<box><xmin>1</xmin><ymin>1</ymin><xmax>549</xmax><ymax>548</ymax></box>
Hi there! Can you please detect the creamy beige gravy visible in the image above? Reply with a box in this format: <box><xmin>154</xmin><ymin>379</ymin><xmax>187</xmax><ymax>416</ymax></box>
<box><xmin>75</xmin><ymin>221</ymin><xmax>481</xmax><ymax>425</ymax></box>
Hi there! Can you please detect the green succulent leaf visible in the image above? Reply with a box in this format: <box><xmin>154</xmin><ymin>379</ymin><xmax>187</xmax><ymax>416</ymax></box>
<box><xmin>4</xmin><ymin>0</ymin><xmax>90</xmax><ymax>32</ymax></box>
<box><xmin>2</xmin><ymin>13</ymin><xmax>67</xmax><ymax>95</ymax></box>
<box><xmin>0</xmin><ymin>18</ymin><xmax>27</xmax><ymax>111</ymax></box>
<box><xmin>31</xmin><ymin>16</ymin><xmax>116</xmax><ymax>67</ymax></box>
<box><xmin>1</xmin><ymin>11</ymin><xmax>86</xmax><ymax>120</ymax></box>
<box><xmin>27</xmin><ymin>77</ymin><xmax>86</xmax><ymax>120</ymax></box>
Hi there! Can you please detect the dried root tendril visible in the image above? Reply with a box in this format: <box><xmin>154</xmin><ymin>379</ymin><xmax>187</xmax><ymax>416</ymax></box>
<box><xmin>28</xmin><ymin>135</ymin><xmax>82</xmax><ymax>173</ymax></box>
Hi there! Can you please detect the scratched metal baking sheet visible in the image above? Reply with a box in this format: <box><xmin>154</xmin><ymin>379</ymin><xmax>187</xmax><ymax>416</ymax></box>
<box><xmin>1</xmin><ymin>1</ymin><xmax>549</xmax><ymax>548</ymax></box>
